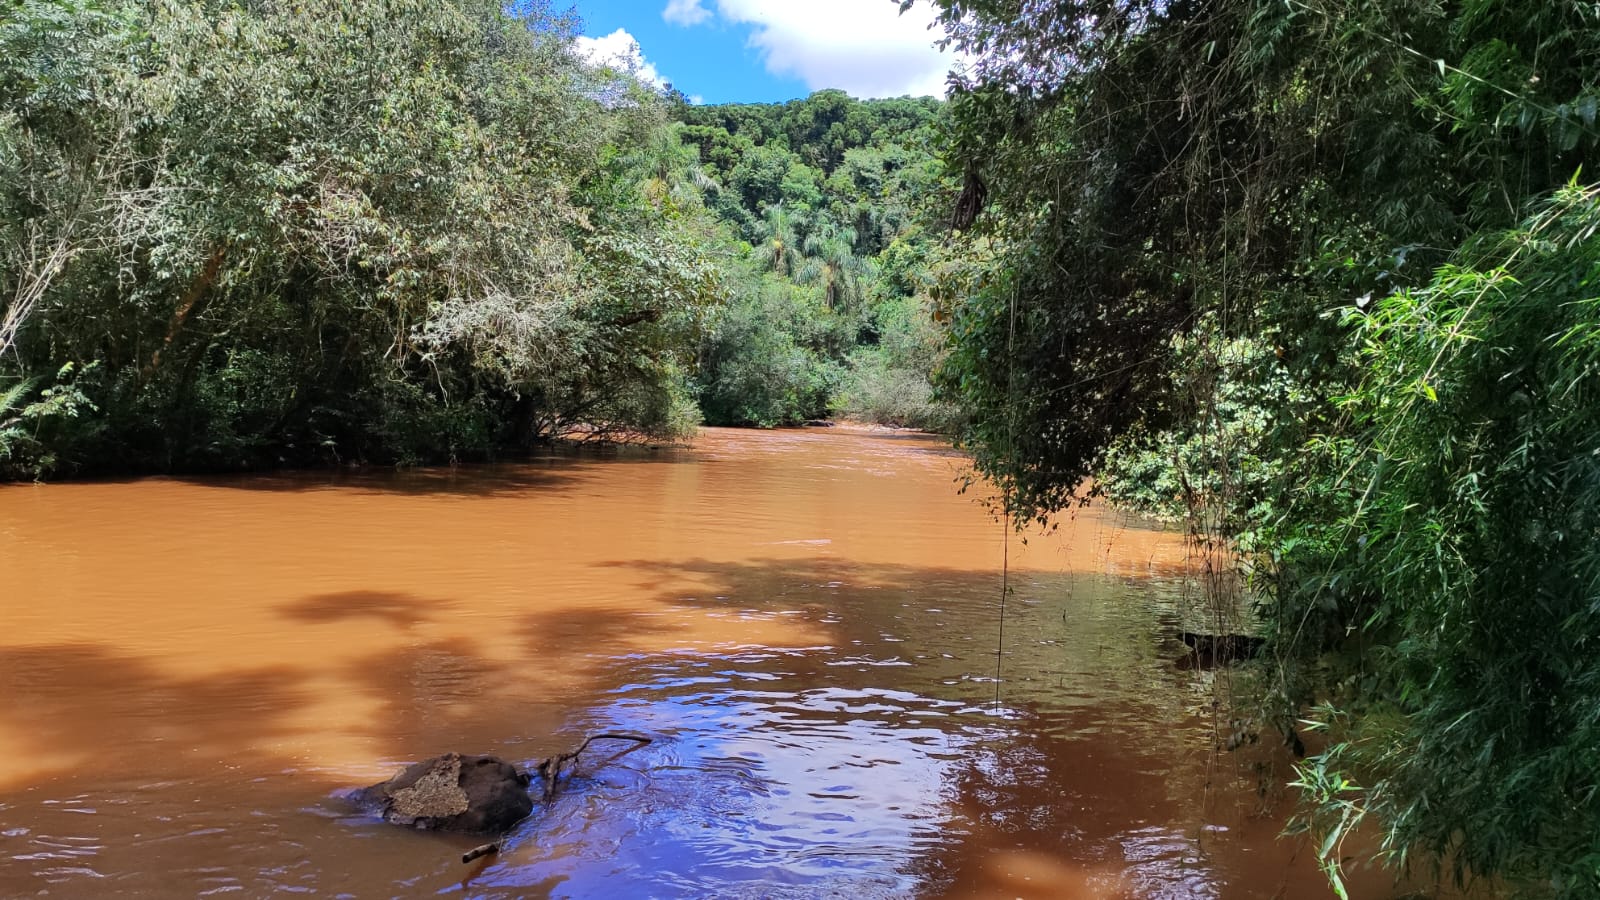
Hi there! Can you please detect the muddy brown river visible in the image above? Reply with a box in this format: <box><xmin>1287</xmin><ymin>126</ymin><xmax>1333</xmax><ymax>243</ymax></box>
<box><xmin>1</xmin><ymin>427</ymin><xmax>1410</xmax><ymax>898</ymax></box>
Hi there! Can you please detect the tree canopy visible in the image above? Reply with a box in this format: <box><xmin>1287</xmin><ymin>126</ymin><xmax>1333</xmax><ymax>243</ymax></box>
<box><xmin>0</xmin><ymin>0</ymin><xmax>730</xmax><ymax>474</ymax></box>
<box><xmin>0</xmin><ymin>4</ymin><xmax>961</xmax><ymax>473</ymax></box>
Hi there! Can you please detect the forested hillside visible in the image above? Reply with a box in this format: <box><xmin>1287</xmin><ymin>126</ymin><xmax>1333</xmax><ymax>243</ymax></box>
<box><xmin>674</xmin><ymin>90</ymin><xmax>955</xmax><ymax>429</ymax></box>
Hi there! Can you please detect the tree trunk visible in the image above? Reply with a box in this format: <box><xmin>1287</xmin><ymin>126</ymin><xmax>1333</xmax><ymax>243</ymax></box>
<box><xmin>141</xmin><ymin>243</ymin><xmax>227</xmax><ymax>383</ymax></box>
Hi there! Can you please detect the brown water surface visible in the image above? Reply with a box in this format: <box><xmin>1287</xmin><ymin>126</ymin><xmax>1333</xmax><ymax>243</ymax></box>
<box><xmin>1</xmin><ymin>427</ymin><xmax>1405</xmax><ymax>898</ymax></box>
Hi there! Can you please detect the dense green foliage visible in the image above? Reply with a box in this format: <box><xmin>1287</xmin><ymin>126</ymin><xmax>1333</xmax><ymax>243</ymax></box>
<box><xmin>929</xmin><ymin>0</ymin><xmax>1595</xmax><ymax>521</ymax></box>
<box><xmin>924</xmin><ymin>0</ymin><xmax>1600</xmax><ymax>893</ymax></box>
<box><xmin>675</xmin><ymin>91</ymin><xmax>959</xmax><ymax>429</ymax></box>
<box><xmin>0</xmin><ymin>8</ymin><xmax>958</xmax><ymax>478</ymax></box>
<box><xmin>0</xmin><ymin>0</ymin><xmax>716</xmax><ymax>476</ymax></box>
<box><xmin>1285</xmin><ymin>185</ymin><xmax>1600</xmax><ymax>895</ymax></box>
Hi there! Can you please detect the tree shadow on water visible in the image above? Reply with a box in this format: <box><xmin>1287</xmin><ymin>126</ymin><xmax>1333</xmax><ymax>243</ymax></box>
<box><xmin>0</xmin><ymin>634</ymin><xmax>578</xmax><ymax>896</ymax></box>
<box><xmin>172</xmin><ymin>463</ymin><xmax>582</xmax><ymax>498</ymax></box>
<box><xmin>0</xmin><ymin>643</ymin><xmax>318</xmax><ymax>788</ymax></box>
<box><xmin>166</xmin><ymin>444</ymin><xmax>693</xmax><ymax>498</ymax></box>
<box><xmin>279</xmin><ymin>590</ymin><xmax>456</xmax><ymax>630</ymax></box>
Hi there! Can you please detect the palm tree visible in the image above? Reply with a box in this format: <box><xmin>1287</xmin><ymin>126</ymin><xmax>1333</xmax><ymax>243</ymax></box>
<box><xmin>799</xmin><ymin>222</ymin><xmax>862</xmax><ymax>309</ymax></box>
<box><xmin>761</xmin><ymin>205</ymin><xmax>801</xmax><ymax>278</ymax></box>
<box><xmin>631</xmin><ymin>123</ymin><xmax>718</xmax><ymax>211</ymax></box>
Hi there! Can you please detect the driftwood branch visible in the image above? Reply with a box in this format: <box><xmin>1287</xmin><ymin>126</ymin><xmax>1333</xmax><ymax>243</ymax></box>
<box><xmin>459</xmin><ymin>732</ymin><xmax>652</xmax><ymax>865</ymax></box>
<box><xmin>534</xmin><ymin>732</ymin><xmax>653</xmax><ymax>802</ymax></box>
<box><xmin>461</xmin><ymin>842</ymin><xmax>500</xmax><ymax>864</ymax></box>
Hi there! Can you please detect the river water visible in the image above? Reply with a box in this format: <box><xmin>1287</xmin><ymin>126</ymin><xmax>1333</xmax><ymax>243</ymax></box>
<box><xmin>0</xmin><ymin>427</ymin><xmax>1402</xmax><ymax>898</ymax></box>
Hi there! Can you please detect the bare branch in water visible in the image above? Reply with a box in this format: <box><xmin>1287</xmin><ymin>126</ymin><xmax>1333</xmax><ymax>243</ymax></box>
<box><xmin>458</xmin><ymin>733</ymin><xmax>653</xmax><ymax>866</ymax></box>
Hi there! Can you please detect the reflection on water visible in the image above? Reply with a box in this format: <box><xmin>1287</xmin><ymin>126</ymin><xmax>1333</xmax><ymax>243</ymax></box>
<box><xmin>479</xmin><ymin>658</ymin><xmax>972</xmax><ymax>898</ymax></box>
<box><xmin>1</xmin><ymin>427</ymin><xmax>1399</xmax><ymax>897</ymax></box>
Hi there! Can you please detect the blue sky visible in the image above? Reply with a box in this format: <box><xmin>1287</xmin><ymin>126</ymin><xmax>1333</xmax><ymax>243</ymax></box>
<box><xmin>568</xmin><ymin>0</ymin><xmax>958</xmax><ymax>105</ymax></box>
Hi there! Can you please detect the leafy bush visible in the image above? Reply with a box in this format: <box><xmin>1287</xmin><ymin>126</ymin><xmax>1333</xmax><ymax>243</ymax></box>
<box><xmin>1100</xmin><ymin>321</ymin><xmax>1308</xmax><ymax>531</ymax></box>
<box><xmin>833</xmin><ymin>295</ymin><xmax>957</xmax><ymax>430</ymax></box>
<box><xmin>696</xmin><ymin>274</ymin><xmax>843</xmax><ymax>427</ymax></box>
<box><xmin>0</xmin><ymin>363</ymin><xmax>98</xmax><ymax>478</ymax></box>
<box><xmin>1275</xmin><ymin>184</ymin><xmax>1600</xmax><ymax>897</ymax></box>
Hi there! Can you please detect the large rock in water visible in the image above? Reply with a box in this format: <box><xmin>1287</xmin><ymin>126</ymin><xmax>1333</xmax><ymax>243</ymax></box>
<box><xmin>358</xmin><ymin>753</ymin><xmax>533</xmax><ymax>834</ymax></box>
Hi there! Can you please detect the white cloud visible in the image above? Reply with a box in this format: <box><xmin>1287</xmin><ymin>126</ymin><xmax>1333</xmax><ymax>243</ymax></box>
<box><xmin>663</xmin><ymin>0</ymin><xmax>711</xmax><ymax>26</ymax></box>
<box><xmin>696</xmin><ymin>0</ymin><xmax>960</xmax><ymax>98</ymax></box>
<box><xmin>574</xmin><ymin>28</ymin><xmax>669</xmax><ymax>89</ymax></box>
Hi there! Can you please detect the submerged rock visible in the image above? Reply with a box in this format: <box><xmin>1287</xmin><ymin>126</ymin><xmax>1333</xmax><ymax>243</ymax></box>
<box><xmin>1177</xmin><ymin>631</ymin><xmax>1266</xmax><ymax>668</ymax></box>
<box><xmin>356</xmin><ymin>753</ymin><xmax>532</xmax><ymax>834</ymax></box>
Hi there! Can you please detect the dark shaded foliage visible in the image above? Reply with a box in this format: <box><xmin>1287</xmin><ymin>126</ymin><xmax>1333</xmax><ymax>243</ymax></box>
<box><xmin>923</xmin><ymin>0</ymin><xmax>1600</xmax><ymax>891</ymax></box>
